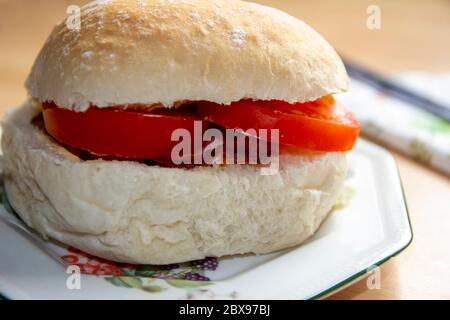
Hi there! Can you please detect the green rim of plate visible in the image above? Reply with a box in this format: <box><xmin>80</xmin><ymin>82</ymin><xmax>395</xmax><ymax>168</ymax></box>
<box><xmin>0</xmin><ymin>293</ymin><xmax>10</xmax><ymax>300</ymax></box>
<box><xmin>309</xmin><ymin>162</ymin><xmax>414</xmax><ymax>300</ymax></box>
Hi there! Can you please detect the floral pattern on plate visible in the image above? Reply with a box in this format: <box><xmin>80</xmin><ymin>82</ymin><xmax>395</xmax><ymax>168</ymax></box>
<box><xmin>61</xmin><ymin>246</ymin><xmax>218</xmax><ymax>281</ymax></box>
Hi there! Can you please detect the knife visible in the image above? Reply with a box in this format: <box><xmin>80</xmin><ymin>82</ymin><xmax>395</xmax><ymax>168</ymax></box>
<box><xmin>344</xmin><ymin>60</ymin><xmax>450</xmax><ymax>122</ymax></box>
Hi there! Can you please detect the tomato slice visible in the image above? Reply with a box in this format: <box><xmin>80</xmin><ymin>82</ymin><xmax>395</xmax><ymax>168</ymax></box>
<box><xmin>42</xmin><ymin>103</ymin><xmax>206</xmax><ymax>160</ymax></box>
<box><xmin>41</xmin><ymin>97</ymin><xmax>359</xmax><ymax>163</ymax></box>
<box><xmin>196</xmin><ymin>97</ymin><xmax>360</xmax><ymax>152</ymax></box>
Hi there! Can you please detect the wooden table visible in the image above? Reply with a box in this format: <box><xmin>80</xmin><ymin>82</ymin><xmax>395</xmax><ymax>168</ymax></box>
<box><xmin>1</xmin><ymin>0</ymin><xmax>449</xmax><ymax>299</ymax></box>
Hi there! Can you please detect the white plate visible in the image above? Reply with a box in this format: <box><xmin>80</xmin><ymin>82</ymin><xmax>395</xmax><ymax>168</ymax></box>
<box><xmin>0</xmin><ymin>139</ymin><xmax>412</xmax><ymax>300</ymax></box>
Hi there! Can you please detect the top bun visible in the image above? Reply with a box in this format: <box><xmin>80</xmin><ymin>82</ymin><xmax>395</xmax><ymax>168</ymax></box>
<box><xmin>26</xmin><ymin>0</ymin><xmax>348</xmax><ymax>111</ymax></box>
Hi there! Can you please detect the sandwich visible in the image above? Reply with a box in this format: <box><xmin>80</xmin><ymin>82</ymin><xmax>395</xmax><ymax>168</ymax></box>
<box><xmin>1</xmin><ymin>0</ymin><xmax>360</xmax><ymax>264</ymax></box>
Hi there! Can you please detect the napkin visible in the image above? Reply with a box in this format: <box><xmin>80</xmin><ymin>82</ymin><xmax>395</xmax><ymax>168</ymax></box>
<box><xmin>339</xmin><ymin>72</ymin><xmax>450</xmax><ymax>176</ymax></box>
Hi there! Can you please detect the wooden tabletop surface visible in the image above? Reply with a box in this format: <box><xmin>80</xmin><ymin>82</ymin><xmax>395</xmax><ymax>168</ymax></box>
<box><xmin>1</xmin><ymin>0</ymin><xmax>449</xmax><ymax>299</ymax></box>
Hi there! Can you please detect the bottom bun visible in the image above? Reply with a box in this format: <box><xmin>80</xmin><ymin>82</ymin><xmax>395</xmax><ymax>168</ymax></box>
<box><xmin>1</xmin><ymin>101</ymin><xmax>348</xmax><ymax>264</ymax></box>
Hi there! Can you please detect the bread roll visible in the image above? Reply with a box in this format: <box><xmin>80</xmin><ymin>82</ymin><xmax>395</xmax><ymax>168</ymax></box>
<box><xmin>2</xmin><ymin>0</ymin><xmax>351</xmax><ymax>264</ymax></box>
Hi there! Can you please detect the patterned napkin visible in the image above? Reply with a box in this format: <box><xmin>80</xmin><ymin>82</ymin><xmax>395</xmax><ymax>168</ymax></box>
<box><xmin>339</xmin><ymin>73</ymin><xmax>450</xmax><ymax>176</ymax></box>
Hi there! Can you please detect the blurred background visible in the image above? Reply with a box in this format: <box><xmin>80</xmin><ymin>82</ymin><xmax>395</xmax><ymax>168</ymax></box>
<box><xmin>0</xmin><ymin>0</ymin><xmax>449</xmax><ymax>299</ymax></box>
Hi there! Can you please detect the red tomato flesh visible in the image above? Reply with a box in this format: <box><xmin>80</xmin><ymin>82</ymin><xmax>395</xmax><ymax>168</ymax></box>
<box><xmin>42</xmin><ymin>97</ymin><xmax>360</xmax><ymax>162</ymax></box>
<box><xmin>196</xmin><ymin>97</ymin><xmax>360</xmax><ymax>152</ymax></box>
<box><xmin>42</xmin><ymin>103</ymin><xmax>206</xmax><ymax>160</ymax></box>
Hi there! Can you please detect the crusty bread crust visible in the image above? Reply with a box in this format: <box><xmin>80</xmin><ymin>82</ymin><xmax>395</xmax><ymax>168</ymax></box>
<box><xmin>1</xmin><ymin>101</ymin><xmax>347</xmax><ymax>264</ymax></box>
<box><xmin>25</xmin><ymin>0</ymin><xmax>348</xmax><ymax>111</ymax></box>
